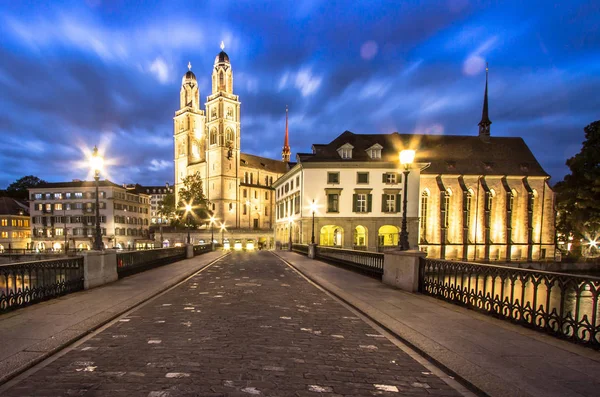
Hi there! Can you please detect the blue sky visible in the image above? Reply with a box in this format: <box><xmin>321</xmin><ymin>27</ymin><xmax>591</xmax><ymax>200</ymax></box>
<box><xmin>0</xmin><ymin>0</ymin><xmax>598</xmax><ymax>187</ymax></box>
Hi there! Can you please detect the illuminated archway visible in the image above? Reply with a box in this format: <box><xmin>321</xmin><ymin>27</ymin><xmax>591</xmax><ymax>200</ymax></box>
<box><xmin>36</xmin><ymin>242</ymin><xmax>46</xmax><ymax>251</ymax></box>
<box><xmin>354</xmin><ymin>225</ymin><xmax>367</xmax><ymax>249</ymax></box>
<box><xmin>77</xmin><ymin>243</ymin><xmax>90</xmax><ymax>251</ymax></box>
<box><xmin>378</xmin><ymin>225</ymin><xmax>399</xmax><ymax>247</ymax></box>
<box><xmin>0</xmin><ymin>244</ymin><xmax>4</xmax><ymax>253</ymax></box>
<box><xmin>320</xmin><ymin>225</ymin><xmax>344</xmax><ymax>247</ymax></box>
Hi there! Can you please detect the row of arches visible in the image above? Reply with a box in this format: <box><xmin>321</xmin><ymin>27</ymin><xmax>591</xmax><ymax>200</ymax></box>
<box><xmin>283</xmin><ymin>224</ymin><xmax>399</xmax><ymax>249</ymax></box>
<box><xmin>209</xmin><ymin>128</ymin><xmax>235</xmax><ymax>146</ymax></box>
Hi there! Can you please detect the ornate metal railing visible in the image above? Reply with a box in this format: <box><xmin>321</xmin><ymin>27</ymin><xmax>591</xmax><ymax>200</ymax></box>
<box><xmin>316</xmin><ymin>246</ymin><xmax>384</xmax><ymax>277</ymax></box>
<box><xmin>419</xmin><ymin>258</ymin><xmax>600</xmax><ymax>349</ymax></box>
<box><xmin>292</xmin><ymin>244</ymin><xmax>309</xmax><ymax>255</ymax></box>
<box><xmin>193</xmin><ymin>243</ymin><xmax>212</xmax><ymax>256</ymax></box>
<box><xmin>117</xmin><ymin>247</ymin><xmax>186</xmax><ymax>278</ymax></box>
<box><xmin>0</xmin><ymin>257</ymin><xmax>84</xmax><ymax>313</ymax></box>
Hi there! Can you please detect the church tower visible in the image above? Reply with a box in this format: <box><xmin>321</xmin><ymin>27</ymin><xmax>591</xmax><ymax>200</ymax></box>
<box><xmin>282</xmin><ymin>106</ymin><xmax>291</xmax><ymax>162</ymax></box>
<box><xmin>478</xmin><ymin>64</ymin><xmax>492</xmax><ymax>141</ymax></box>
<box><xmin>205</xmin><ymin>42</ymin><xmax>241</xmax><ymax>227</ymax></box>
<box><xmin>174</xmin><ymin>63</ymin><xmax>206</xmax><ymax>204</ymax></box>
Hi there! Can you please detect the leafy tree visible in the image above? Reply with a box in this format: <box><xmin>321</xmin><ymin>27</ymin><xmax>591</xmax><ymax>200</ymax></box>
<box><xmin>6</xmin><ymin>175</ymin><xmax>47</xmax><ymax>199</ymax></box>
<box><xmin>555</xmin><ymin>120</ymin><xmax>600</xmax><ymax>257</ymax></box>
<box><xmin>176</xmin><ymin>171</ymin><xmax>212</xmax><ymax>227</ymax></box>
<box><xmin>157</xmin><ymin>192</ymin><xmax>176</xmax><ymax>222</ymax></box>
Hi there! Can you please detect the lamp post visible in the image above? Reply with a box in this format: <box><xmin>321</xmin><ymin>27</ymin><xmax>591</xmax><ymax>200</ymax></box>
<box><xmin>220</xmin><ymin>222</ymin><xmax>226</xmax><ymax>245</ymax></box>
<box><xmin>310</xmin><ymin>200</ymin><xmax>317</xmax><ymax>245</ymax></box>
<box><xmin>185</xmin><ymin>204</ymin><xmax>192</xmax><ymax>244</ymax></box>
<box><xmin>209</xmin><ymin>216</ymin><xmax>216</xmax><ymax>250</ymax></box>
<box><xmin>288</xmin><ymin>216</ymin><xmax>293</xmax><ymax>251</ymax></box>
<box><xmin>90</xmin><ymin>146</ymin><xmax>104</xmax><ymax>251</ymax></box>
<box><xmin>399</xmin><ymin>149</ymin><xmax>416</xmax><ymax>251</ymax></box>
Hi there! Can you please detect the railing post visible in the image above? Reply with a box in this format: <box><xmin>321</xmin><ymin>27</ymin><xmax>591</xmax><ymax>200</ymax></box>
<box><xmin>83</xmin><ymin>250</ymin><xmax>117</xmax><ymax>290</ymax></box>
<box><xmin>186</xmin><ymin>244</ymin><xmax>194</xmax><ymax>259</ymax></box>
<box><xmin>308</xmin><ymin>243</ymin><xmax>317</xmax><ymax>259</ymax></box>
<box><xmin>382</xmin><ymin>250</ymin><xmax>426</xmax><ymax>292</ymax></box>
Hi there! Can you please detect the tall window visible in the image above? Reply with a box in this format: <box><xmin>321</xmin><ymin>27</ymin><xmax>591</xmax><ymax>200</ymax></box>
<box><xmin>385</xmin><ymin>194</ymin><xmax>395</xmax><ymax>212</ymax></box>
<box><xmin>210</xmin><ymin>129</ymin><xmax>217</xmax><ymax>145</ymax></box>
<box><xmin>357</xmin><ymin>194</ymin><xmax>367</xmax><ymax>212</ymax></box>
<box><xmin>419</xmin><ymin>191</ymin><xmax>428</xmax><ymax>242</ymax></box>
<box><xmin>443</xmin><ymin>192</ymin><xmax>450</xmax><ymax>228</ymax></box>
<box><xmin>466</xmin><ymin>191</ymin><xmax>473</xmax><ymax>228</ymax></box>
<box><xmin>327</xmin><ymin>194</ymin><xmax>339</xmax><ymax>213</ymax></box>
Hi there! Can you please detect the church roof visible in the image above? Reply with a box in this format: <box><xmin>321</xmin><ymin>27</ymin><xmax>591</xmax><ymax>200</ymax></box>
<box><xmin>298</xmin><ymin>130</ymin><xmax>549</xmax><ymax>177</ymax></box>
<box><xmin>215</xmin><ymin>51</ymin><xmax>230</xmax><ymax>64</ymax></box>
<box><xmin>240</xmin><ymin>152</ymin><xmax>289</xmax><ymax>174</ymax></box>
<box><xmin>0</xmin><ymin>197</ymin><xmax>28</xmax><ymax>216</ymax></box>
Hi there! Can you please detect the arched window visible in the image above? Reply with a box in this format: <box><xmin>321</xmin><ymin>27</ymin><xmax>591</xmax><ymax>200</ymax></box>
<box><xmin>219</xmin><ymin>72</ymin><xmax>224</xmax><ymax>90</ymax></box>
<box><xmin>210</xmin><ymin>129</ymin><xmax>217</xmax><ymax>145</ymax></box>
<box><xmin>420</xmin><ymin>190</ymin><xmax>429</xmax><ymax>243</ymax></box>
<box><xmin>466</xmin><ymin>189</ymin><xmax>473</xmax><ymax>229</ymax></box>
<box><xmin>219</xmin><ymin>131</ymin><xmax>224</xmax><ymax>146</ymax></box>
<box><xmin>225</xmin><ymin>128</ymin><xmax>233</xmax><ymax>144</ymax></box>
<box><xmin>443</xmin><ymin>189</ymin><xmax>451</xmax><ymax>228</ymax></box>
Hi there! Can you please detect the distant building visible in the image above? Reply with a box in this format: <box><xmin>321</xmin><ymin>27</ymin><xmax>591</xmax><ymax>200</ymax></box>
<box><xmin>173</xmin><ymin>44</ymin><xmax>288</xmax><ymax>230</ymax></box>
<box><xmin>274</xmin><ymin>69</ymin><xmax>555</xmax><ymax>262</ymax></box>
<box><xmin>131</xmin><ymin>184</ymin><xmax>173</xmax><ymax>225</ymax></box>
<box><xmin>28</xmin><ymin>180</ymin><xmax>152</xmax><ymax>251</ymax></box>
<box><xmin>0</xmin><ymin>197</ymin><xmax>31</xmax><ymax>251</ymax></box>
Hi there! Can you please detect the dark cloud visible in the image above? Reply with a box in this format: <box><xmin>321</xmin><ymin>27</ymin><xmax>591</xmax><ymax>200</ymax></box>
<box><xmin>0</xmin><ymin>0</ymin><xmax>598</xmax><ymax>188</ymax></box>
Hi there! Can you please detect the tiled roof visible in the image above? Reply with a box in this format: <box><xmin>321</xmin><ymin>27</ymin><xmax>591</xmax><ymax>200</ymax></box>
<box><xmin>300</xmin><ymin>131</ymin><xmax>548</xmax><ymax>177</ymax></box>
<box><xmin>240</xmin><ymin>152</ymin><xmax>289</xmax><ymax>174</ymax></box>
<box><xmin>0</xmin><ymin>197</ymin><xmax>29</xmax><ymax>216</ymax></box>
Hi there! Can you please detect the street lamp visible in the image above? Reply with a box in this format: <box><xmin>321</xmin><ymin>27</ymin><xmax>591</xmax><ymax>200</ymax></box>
<box><xmin>288</xmin><ymin>215</ymin><xmax>294</xmax><ymax>251</ymax></box>
<box><xmin>399</xmin><ymin>149</ymin><xmax>416</xmax><ymax>251</ymax></box>
<box><xmin>90</xmin><ymin>146</ymin><xmax>104</xmax><ymax>251</ymax></box>
<box><xmin>185</xmin><ymin>203</ymin><xmax>192</xmax><ymax>244</ymax></box>
<box><xmin>209</xmin><ymin>215</ymin><xmax>216</xmax><ymax>250</ymax></box>
<box><xmin>220</xmin><ymin>222</ymin><xmax>226</xmax><ymax>245</ymax></box>
<box><xmin>309</xmin><ymin>200</ymin><xmax>317</xmax><ymax>245</ymax></box>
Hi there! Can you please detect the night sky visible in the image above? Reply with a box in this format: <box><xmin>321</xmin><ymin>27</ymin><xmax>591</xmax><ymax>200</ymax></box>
<box><xmin>1</xmin><ymin>0</ymin><xmax>598</xmax><ymax>188</ymax></box>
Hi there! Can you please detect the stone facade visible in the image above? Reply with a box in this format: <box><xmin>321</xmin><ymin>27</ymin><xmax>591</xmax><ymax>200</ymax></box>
<box><xmin>0</xmin><ymin>197</ymin><xmax>31</xmax><ymax>250</ymax></box>
<box><xmin>174</xmin><ymin>46</ymin><xmax>287</xmax><ymax>230</ymax></box>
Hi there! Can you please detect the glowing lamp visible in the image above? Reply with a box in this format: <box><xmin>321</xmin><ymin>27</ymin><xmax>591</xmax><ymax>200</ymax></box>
<box><xmin>399</xmin><ymin>149</ymin><xmax>415</xmax><ymax>167</ymax></box>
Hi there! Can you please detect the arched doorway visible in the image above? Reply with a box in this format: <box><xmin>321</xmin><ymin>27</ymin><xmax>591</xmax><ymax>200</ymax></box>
<box><xmin>162</xmin><ymin>239</ymin><xmax>170</xmax><ymax>248</ymax></box>
<box><xmin>320</xmin><ymin>225</ymin><xmax>344</xmax><ymax>247</ymax></box>
<box><xmin>378</xmin><ymin>225</ymin><xmax>399</xmax><ymax>250</ymax></box>
<box><xmin>36</xmin><ymin>242</ymin><xmax>46</xmax><ymax>252</ymax></box>
<box><xmin>354</xmin><ymin>225</ymin><xmax>367</xmax><ymax>250</ymax></box>
<box><xmin>52</xmin><ymin>242</ymin><xmax>62</xmax><ymax>251</ymax></box>
<box><xmin>77</xmin><ymin>243</ymin><xmax>90</xmax><ymax>251</ymax></box>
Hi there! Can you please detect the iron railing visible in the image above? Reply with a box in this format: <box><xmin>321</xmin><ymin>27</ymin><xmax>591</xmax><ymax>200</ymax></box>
<box><xmin>419</xmin><ymin>258</ymin><xmax>600</xmax><ymax>349</ymax></box>
<box><xmin>292</xmin><ymin>244</ymin><xmax>309</xmax><ymax>255</ymax></box>
<box><xmin>117</xmin><ymin>247</ymin><xmax>186</xmax><ymax>278</ymax></box>
<box><xmin>193</xmin><ymin>243</ymin><xmax>212</xmax><ymax>256</ymax></box>
<box><xmin>316</xmin><ymin>246</ymin><xmax>384</xmax><ymax>277</ymax></box>
<box><xmin>0</xmin><ymin>257</ymin><xmax>84</xmax><ymax>313</ymax></box>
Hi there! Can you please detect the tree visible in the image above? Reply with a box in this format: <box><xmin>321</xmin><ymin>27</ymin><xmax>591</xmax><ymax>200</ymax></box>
<box><xmin>157</xmin><ymin>192</ymin><xmax>176</xmax><ymax>222</ymax></box>
<box><xmin>5</xmin><ymin>175</ymin><xmax>47</xmax><ymax>199</ymax></box>
<box><xmin>555</xmin><ymin>120</ymin><xmax>600</xmax><ymax>258</ymax></box>
<box><xmin>176</xmin><ymin>171</ymin><xmax>212</xmax><ymax>227</ymax></box>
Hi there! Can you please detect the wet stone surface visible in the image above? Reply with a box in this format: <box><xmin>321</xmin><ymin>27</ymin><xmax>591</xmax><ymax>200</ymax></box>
<box><xmin>3</xmin><ymin>251</ymin><xmax>460</xmax><ymax>397</ymax></box>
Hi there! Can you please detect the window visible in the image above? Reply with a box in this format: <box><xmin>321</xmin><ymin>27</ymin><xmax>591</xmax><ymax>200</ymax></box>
<box><xmin>327</xmin><ymin>172</ymin><xmax>339</xmax><ymax>184</ymax></box>
<box><xmin>466</xmin><ymin>191</ymin><xmax>473</xmax><ymax>229</ymax></box>
<box><xmin>285</xmin><ymin>183</ymin><xmax>289</xmax><ymax>193</ymax></box>
<box><xmin>11</xmin><ymin>220</ymin><xmax>16</xmax><ymax>226</ymax></box>
<box><xmin>265</xmin><ymin>192</ymin><xmax>269</xmax><ymax>200</ymax></box>
<box><xmin>295</xmin><ymin>196</ymin><xmax>300</xmax><ymax>214</ymax></box>
<box><xmin>55</xmin><ymin>228</ymin><xmax>64</xmax><ymax>236</ymax></box>
<box><xmin>45</xmin><ymin>203</ymin><xmax>52</xmax><ymax>212</ymax></box>
<box><xmin>357</xmin><ymin>172</ymin><xmax>369</xmax><ymax>184</ymax></box>
<box><xmin>265</xmin><ymin>207</ymin><xmax>268</xmax><ymax>216</ymax></box>
<box><xmin>34</xmin><ymin>193</ymin><xmax>42</xmax><ymax>199</ymax></box>
<box><xmin>250</xmin><ymin>173</ymin><xmax>254</xmax><ymax>184</ymax></box>
<box><xmin>443</xmin><ymin>192</ymin><xmax>450</xmax><ymax>228</ymax></box>
<box><xmin>1</xmin><ymin>219</ymin><xmax>6</xmax><ymax>226</ymax></box>
<box><xmin>384</xmin><ymin>173</ymin><xmax>398</xmax><ymax>184</ymax></box>
<box><xmin>75</xmin><ymin>192</ymin><xmax>83</xmax><ymax>198</ymax></box>
<box><xmin>45</xmin><ymin>193</ymin><xmax>51</xmax><ymax>199</ymax></box>
<box><xmin>243</xmin><ymin>204</ymin><xmax>247</xmax><ymax>215</ymax></box>
<box><xmin>55</xmin><ymin>203</ymin><xmax>63</xmax><ymax>211</ymax></box>
<box><xmin>54</xmin><ymin>193</ymin><xmax>62</xmax><ymax>199</ymax></box>
<box><xmin>385</xmin><ymin>194</ymin><xmax>396</xmax><ymax>212</ymax></box>
<box><xmin>210</xmin><ymin>129</ymin><xmax>217</xmax><ymax>145</ymax></box>
<box><xmin>296</xmin><ymin>176</ymin><xmax>300</xmax><ymax>187</ymax></box>
<box><xmin>355</xmin><ymin>194</ymin><xmax>368</xmax><ymax>212</ymax></box>
<box><xmin>327</xmin><ymin>194</ymin><xmax>339</xmax><ymax>213</ymax></box>
<box><xmin>1</xmin><ymin>232</ymin><xmax>7</xmax><ymax>238</ymax></box>
<box><xmin>337</xmin><ymin>143</ymin><xmax>354</xmax><ymax>159</ymax></box>
<box><xmin>290</xmin><ymin>180</ymin><xmax>294</xmax><ymax>190</ymax></box>
<box><xmin>243</xmin><ymin>189</ymin><xmax>247</xmax><ymax>198</ymax></box>
<box><xmin>24</xmin><ymin>220</ymin><xmax>29</xmax><ymax>227</ymax></box>
<box><xmin>254</xmin><ymin>191</ymin><xmax>257</xmax><ymax>199</ymax></box>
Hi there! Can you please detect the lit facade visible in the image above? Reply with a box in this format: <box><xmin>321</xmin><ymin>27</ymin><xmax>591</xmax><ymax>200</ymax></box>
<box><xmin>174</xmin><ymin>45</ymin><xmax>288</xmax><ymax>230</ymax></box>
<box><xmin>0</xmin><ymin>197</ymin><xmax>31</xmax><ymax>251</ymax></box>
<box><xmin>28</xmin><ymin>181</ymin><xmax>152</xmax><ymax>251</ymax></box>
<box><xmin>134</xmin><ymin>184</ymin><xmax>173</xmax><ymax>224</ymax></box>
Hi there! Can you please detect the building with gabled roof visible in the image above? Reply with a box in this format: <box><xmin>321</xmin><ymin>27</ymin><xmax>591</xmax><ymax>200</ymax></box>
<box><xmin>274</xmin><ymin>69</ymin><xmax>555</xmax><ymax>262</ymax></box>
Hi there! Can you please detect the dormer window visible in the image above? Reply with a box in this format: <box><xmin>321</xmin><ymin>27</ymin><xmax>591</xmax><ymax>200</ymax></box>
<box><xmin>365</xmin><ymin>143</ymin><xmax>383</xmax><ymax>160</ymax></box>
<box><xmin>337</xmin><ymin>143</ymin><xmax>354</xmax><ymax>159</ymax></box>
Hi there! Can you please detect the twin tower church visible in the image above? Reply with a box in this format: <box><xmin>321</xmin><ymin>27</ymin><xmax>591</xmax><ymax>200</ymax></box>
<box><xmin>174</xmin><ymin>44</ymin><xmax>556</xmax><ymax>262</ymax></box>
<box><xmin>173</xmin><ymin>43</ymin><xmax>289</xmax><ymax>231</ymax></box>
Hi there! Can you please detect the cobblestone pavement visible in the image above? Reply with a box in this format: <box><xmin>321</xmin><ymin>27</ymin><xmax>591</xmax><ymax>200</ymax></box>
<box><xmin>2</xmin><ymin>252</ymin><xmax>462</xmax><ymax>397</ymax></box>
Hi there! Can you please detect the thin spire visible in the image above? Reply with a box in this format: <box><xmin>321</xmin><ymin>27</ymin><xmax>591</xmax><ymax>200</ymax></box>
<box><xmin>478</xmin><ymin>63</ymin><xmax>492</xmax><ymax>140</ymax></box>
<box><xmin>220</xmin><ymin>41</ymin><xmax>225</xmax><ymax>50</ymax></box>
<box><xmin>188</xmin><ymin>61</ymin><xmax>192</xmax><ymax>71</ymax></box>
<box><xmin>282</xmin><ymin>105</ymin><xmax>291</xmax><ymax>162</ymax></box>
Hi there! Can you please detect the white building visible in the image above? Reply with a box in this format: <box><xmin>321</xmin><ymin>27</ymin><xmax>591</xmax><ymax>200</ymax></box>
<box><xmin>28</xmin><ymin>180</ymin><xmax>152</xmax><ymax>251</ymax></box>
<box><xmin>134</xmin><ymin>184</ymin><xmax>173</xmax><ymax>224</ymax></box>
<box><xmin>273</xmin><ymin>132</ymin><xmax>423</xmax><ymax>251</ymax></box>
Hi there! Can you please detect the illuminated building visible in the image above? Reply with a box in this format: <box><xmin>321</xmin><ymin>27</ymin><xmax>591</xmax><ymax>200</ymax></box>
<box><xmin>0</xmin><ymin>197</ymin><xmax>31</xmax><ymax>251</ymax></box>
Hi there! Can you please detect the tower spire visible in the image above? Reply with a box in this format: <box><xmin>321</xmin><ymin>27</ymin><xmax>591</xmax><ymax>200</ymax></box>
<box><xmin>282</xmin><ymin>106</ymin><xmax>291</xmax><ymax>162</ymax></box>
<box><xmin>478</xmin><ymin>63</ymin><xmax>492</xmax><ymax>141</ymax></box>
